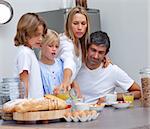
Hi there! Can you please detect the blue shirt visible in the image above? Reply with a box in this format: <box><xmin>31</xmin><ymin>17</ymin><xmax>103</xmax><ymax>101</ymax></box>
<box><xmin>39</xmin><ymin>58</ymin><xmax>64</xmax><ymax>94</ymax></box>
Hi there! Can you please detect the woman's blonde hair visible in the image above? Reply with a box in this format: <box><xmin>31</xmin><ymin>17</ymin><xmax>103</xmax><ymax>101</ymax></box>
<box><xmin>14</xmin><ymin>13</ymin><xmax>47</xmax><ymax>46</ymax></box>
<box><xmin>65</xmin><ymin>6</ymin><xmax>90</xmax><ymax>62</ymax></box>
<box><xmin>42</xmin><ymin>29</ymin><xmax>59</xmax><ymax>46</ymax></box>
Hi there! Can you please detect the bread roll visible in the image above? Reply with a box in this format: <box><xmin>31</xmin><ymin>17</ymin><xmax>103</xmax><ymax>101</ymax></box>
<box><xmin>2</xmin><ymin>99</ymin><xmax>27</xmax><ymax>113</ymax></box>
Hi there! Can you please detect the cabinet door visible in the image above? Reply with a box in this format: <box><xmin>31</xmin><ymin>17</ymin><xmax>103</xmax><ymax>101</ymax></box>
<box><xmin>37</xmin><ymin>10</ymin><xmax>66</xmax><ymax>33</ymax></box>
<box><xmin>88</xmin><ymin>10</ymin><xmax>101</xmax><ymax>33</ymax></box>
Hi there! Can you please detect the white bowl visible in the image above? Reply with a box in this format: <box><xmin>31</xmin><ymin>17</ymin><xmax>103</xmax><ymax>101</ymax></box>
<box><xmin>90</xmin><ymin>103</ymin><xmax>105</xmax><ymax>112</ymax></box>
<box><xmin>75</xmin><ymin>103</ymin><xmax>90</xmax><ymax>111</ymax></box>
<box><xmin>112</xmin><ymin>102</ymin><xmax>130</xmax><ymax>109</ymax></box>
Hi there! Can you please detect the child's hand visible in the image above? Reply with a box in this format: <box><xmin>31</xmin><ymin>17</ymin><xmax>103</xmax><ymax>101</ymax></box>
<box><xmin>96</xmin><ymin>97</ymin><xmax>106</xmax><ymax>105</ymax></box>
<box><xmin>53</xmin><ymin>87</ymin><xmax>60</xmax><ymax>95</ymax></box>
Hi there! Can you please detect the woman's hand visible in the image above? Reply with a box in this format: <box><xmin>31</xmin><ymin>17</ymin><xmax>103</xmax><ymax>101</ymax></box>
<box><xmin>60</xmin><ymin>68</ymin><xmax>72</xmax><ymax>92</ymax></box>
<box><xmin>102</xmin><ymin>55</ymin><xmax>112</xmax><ymax>68</ymax></box>
<box><xmin>60</xmin><ymin>82</ymin><xmax>71</xmax><ymax>92</ymax></box>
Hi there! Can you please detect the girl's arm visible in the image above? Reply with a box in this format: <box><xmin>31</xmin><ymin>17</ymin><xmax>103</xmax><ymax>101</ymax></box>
<box><xmin>19</xmin><ymin>70</ymin><xmax>29</xmax><ymax>98</ymax></box>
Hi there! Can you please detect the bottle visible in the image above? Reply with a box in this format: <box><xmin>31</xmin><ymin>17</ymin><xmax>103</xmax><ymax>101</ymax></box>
<box><xmin>140</xmin><ymin>67</ymin><xmax>150</xmax><ymax>107</ymax></box>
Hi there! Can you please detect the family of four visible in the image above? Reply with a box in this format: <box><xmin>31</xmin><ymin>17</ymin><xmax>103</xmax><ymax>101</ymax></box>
<box><xmin>14</xmin><ymin>6</ymin><xmax>141</xmax><ymax>104</ymax></box>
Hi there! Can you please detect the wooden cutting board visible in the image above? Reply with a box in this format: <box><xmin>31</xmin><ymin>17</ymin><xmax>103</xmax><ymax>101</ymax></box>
<box><xmin>13</xmin><ymin>108</ymin><xmax>70</xmax><ymax>121</ymax></box>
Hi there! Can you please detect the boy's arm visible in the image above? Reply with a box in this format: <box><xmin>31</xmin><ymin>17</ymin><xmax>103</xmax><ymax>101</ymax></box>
<box><xmin>20</xmin><ymin>70</ymin><xmax>29</xmax><ymax>98</ymax></box>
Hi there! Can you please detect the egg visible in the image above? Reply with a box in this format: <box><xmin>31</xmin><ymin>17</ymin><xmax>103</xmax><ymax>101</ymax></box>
<box><xmin>72</xmin><ymin>111</ymin><xmax>79</xmax><ymax>117</ymax></box>
<box><xmin>91</xmin><ymin>110</ymin><xmax>97</xmax><ymax>115</ymax></box>
<box><xmin>64</xmin><ymin>111</ymin><xmax>72</xmax><ymax>118</ymax></box>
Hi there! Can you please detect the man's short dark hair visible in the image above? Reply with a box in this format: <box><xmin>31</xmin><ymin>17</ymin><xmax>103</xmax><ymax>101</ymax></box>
<box><xmin>88</xmin><ymin>31</ymin><xmax>110</xmax><ymax>54</ymax></box>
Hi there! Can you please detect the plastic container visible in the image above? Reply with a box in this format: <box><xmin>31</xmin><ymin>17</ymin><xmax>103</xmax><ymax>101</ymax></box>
<box><xmin>140</xmin><ymin>67</ymin><xmax>150</xmax><ymax>107</ymax></box>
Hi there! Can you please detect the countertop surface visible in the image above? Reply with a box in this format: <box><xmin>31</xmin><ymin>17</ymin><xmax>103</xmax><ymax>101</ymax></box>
<box><xmin>0</xmin><ymin>101</ymin><xmax>150</xmax><ymax>129</ymax></box>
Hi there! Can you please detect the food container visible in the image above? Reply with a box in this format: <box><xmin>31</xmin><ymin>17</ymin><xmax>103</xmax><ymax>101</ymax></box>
<box><xmin>140</xmin><ymin>67</ymin><xmax>150</xmax><ymax>107</ymax></box>
<box><xmin>90</xmin><ymin>103</ymin><xmax>105</xmax><ymax>112</ymax></box>
<box><xmin>76</xmin><ymin>0</ymin><xmax>87</xmax><ymax>9</ymax></box>
<box><xmin>75</xmin><ymin>102</ymin><xmax>90</xmax><ymax>111</ymax></box>
<box><xmin>112</xmin><ymin>101</ymin><xmax>130</xmax><ymax>109</ymax></box>
<box><xmin>0</xmin><ymin>77</ymin><xmax>20</xmax><ymax>106</ymax></box>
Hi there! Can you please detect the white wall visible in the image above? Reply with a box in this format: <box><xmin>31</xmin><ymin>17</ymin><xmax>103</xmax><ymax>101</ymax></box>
<box><xmin>88</xmin><ymin>0</ymin><xmax>148</xmax><ymax>84</ymax></box>
<box><xmin>0</xmin><ymin>0</ymin><xmax>62</xmax><ymax>78</ymax></box>
<box><xmin>0</xmin><ymin>0</ymin><xmax>149</xmax><ymax>84</ymax></box>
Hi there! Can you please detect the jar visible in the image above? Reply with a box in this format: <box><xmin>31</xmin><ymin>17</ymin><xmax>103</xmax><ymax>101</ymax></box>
<box><xmin>76</xmin><ymin>0</ymin><xmax>87</xmax><ymax>9</ymax></box>
<box><xmin>140</xmin><ymin>67</ymin><xmax>150</xmax><ymax>107</ymax></box>
<box><xmin>1</xmin><ymin>77</ymin><xmax>20</xmax><ymax>105</ymax></box>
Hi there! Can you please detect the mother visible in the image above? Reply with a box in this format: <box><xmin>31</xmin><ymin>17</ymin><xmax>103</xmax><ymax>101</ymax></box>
<box><xmin>58</xmin><ymin>6</ymin><xmax>90</xmax><ymax>91</ymax></box>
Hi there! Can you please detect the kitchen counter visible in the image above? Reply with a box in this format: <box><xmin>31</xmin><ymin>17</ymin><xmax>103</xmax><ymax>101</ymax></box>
<box><xmin>0</xmin><ymin>101</ymin><xmax>150</xmax><ymax>129</ymax></box>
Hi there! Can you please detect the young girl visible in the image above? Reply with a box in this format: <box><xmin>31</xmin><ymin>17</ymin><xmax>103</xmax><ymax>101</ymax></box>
<box><xmin>39</xmin><ymin>29</ymin><xmax>63</xmax><ymax>94</ymax></box>
<box><xmin>39</xmin><ymin>29</ymin><xmax>81</xmax><ymax>97</ymax></box>
<box><xmin>14</xmin><ymin>13</ymin><xmax>47</xmax><ymax>98</ymax></box>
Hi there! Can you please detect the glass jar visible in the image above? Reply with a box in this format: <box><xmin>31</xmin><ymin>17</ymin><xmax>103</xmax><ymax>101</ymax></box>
<box><xmin>140</xmin><ymin>67</ymin><xmax>150</xmax><ymax>107</ymax></box>
<box><xmin>76</xmin><ymin>0</ymin><xmax>87</xmax><ymax>9</ymax></box>
<box><xmin>1</xmin><ymin>77</ymin><xmax>20</xmax><ymax>105</ymax></box>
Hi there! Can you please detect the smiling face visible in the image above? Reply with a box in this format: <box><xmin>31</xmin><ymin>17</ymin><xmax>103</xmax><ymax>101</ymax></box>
<box><xmin>86</xmin><ymin>44</ymin><xmax>107</xmax><ymax>69</ymax></box>
<box><xmin>27</xmin><ymin>25</ymin><xmax>44</xmax><ymax>49</ymax></box>
<box><xmin>71</xmin><ymin>13</ymin><xmax>87</xmax><ymax>39</ymax></box>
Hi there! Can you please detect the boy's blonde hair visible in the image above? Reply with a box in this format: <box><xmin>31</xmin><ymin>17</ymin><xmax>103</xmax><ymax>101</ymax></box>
<box><xmin>14</xmin><ymin>13</ymin><xmax>47</xmax><ymax>46</ymax></box>
<box><xmin>42</xmin><ymin>29</ymin><xmax>59</xmax><ymax>46</ymax></box>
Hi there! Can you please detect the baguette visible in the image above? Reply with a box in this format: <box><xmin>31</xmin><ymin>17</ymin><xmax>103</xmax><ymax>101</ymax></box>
<box><xmin>3</xmin><ymin>95</ymin><xmax>67</xmax><ymax>113</ymax></box>
<box><xmin>2</xmin><ymin>99</ymin><xmax>27</xmax><ymax>113</ymax></box>
<box><xmin>45</xmin><ymin>94</ymin><xmax>67</xmax><ymax>110</ymax></box>
<box><xmin>15</xmin><ymin>98</ymin><xmax>49</xmax><ymax>112</ymax></box>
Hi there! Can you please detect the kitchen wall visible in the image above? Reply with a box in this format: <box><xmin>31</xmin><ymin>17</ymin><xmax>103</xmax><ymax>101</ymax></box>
<box><xmin>88</xmin><ymin>0</ymin><xmax>148</xmax><ymax>85</ymax></box>
<box><xmin>0</xmin><ymin>0</ymin><xmax>62</xmax><ymax>79</ymax></box>
<box><xmin>0</xmin><ymin>0</ymin><xmax>149</xmax><ymax>84</ymax></box>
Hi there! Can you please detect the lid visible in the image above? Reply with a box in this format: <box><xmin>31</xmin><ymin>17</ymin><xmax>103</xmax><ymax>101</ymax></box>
<box><xmin>139</xmin><ymin>67</ymin><xmax>150</xmax><ymax>74</ymax></box>
<box><xmin>2</xmin><ymin>77</ymin><xmax>19</xmax><ymax>83</ymax></box>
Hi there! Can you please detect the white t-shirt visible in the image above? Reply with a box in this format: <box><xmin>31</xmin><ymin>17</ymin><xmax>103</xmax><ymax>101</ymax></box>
<box><xmin>15</xmin><ymin>45</ymin><xmax>44</xmax><ymax>98</ymax></box>
<box><xmin>58</xmin><ymin>33</ymin><xmax>82</xmax><ymax>82</ymax></box>
<box><xmin>75</xmin><ymin>64</ymin><xmax>134</xmax><ymax>104</ymax></box>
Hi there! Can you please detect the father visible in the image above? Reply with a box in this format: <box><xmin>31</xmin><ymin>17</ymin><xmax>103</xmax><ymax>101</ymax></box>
<box><xmin>75</xmin><ymin>31</ymin><xmax>141</xmax><ymax>104</ymax></box>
